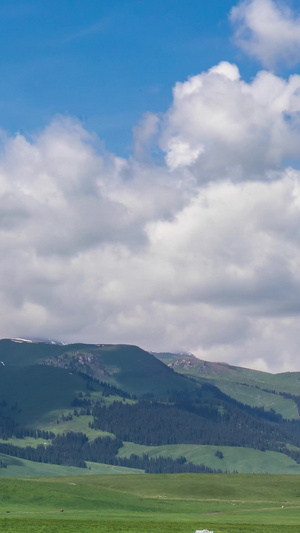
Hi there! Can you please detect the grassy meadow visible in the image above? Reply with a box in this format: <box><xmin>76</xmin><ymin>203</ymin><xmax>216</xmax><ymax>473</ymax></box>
<box><xmin>0</xmin><ymin>473</ymin><xmax>300</xmax><ymax>532</ymax></box>
<box><xmin>118</xmin><ymin>442</ymin><xmax>300</xmax><ymax>474</ymax></box>
<box><xmin>214</xmin><ymin>381</ymin><xmax>299</xmax><ymax>420</ymax></box>
<box><xmin>0</xmin><ymin>453</ymin><xmax>143</xmax><ymax>477</ymax></box>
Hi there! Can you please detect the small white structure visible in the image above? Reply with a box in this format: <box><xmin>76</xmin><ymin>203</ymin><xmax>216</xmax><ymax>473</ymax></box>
<box><xmin>195</xmin><ymin>530</ymin><xmax>213</xmax><ymax>533</ymax></box>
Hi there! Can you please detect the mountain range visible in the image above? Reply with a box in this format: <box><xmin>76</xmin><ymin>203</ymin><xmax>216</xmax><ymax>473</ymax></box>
<box><xmin>0</xmin><ymin>338</ymin><xmax>300</xmax><ymax>476</ymax></box>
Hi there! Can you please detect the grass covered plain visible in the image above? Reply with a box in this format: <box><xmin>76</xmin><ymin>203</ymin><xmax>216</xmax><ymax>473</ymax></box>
<box><xmin>0</xmin><ymin>473</ymin><xmax>300</xmax><ymax>532</ymax></box>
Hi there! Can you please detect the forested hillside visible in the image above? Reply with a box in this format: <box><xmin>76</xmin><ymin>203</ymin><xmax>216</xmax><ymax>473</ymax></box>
<box><xmin>0</xmin><ymin>339</ymin><xmax>300</xmax><ymax>475</ymax></box>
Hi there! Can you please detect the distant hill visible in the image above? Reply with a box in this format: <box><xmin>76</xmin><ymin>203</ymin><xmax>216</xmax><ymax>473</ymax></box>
<box><xmin>0</xmin><ymin>339</ymin><xmax>300</xmax><ymax>476</ymax></box>
<box><xmin>0</xmin><ymin>339</ymin><xmax>197</xmax><ymax>397</ymax></box>
<box><xmin>154</xmin><ymin>352</ymin><xmax>300</xmax><ymax>420</ymax></box>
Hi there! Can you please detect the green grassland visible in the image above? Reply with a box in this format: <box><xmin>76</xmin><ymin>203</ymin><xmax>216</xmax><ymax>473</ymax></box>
<box><xmin>117</xmin><ymin>442</ymin><xmax>300</xmax><ymax>474</ymax></box>
<box><xmin>1</xmin><ymin>473</ymin><xmax>300</xmax><ymax>532</ymax></box>
<box><xmin>0</xmin><ymin>453</ymin><xmax>143</xmax><ymax>477</ymax></box>
<box><xmin>0</xmin><ymin>421</ymin><xmax>114</xmax><ymax>448</ymax></box>
<box><xmin>0</xmin><ymin>437</ymin><xmax>50</xmax><ymax>448</ymax></box>
<box><xmin>211</xmin><ymin>381</ymin><xmax>298</xmax><ymax>419</ymax></box>
<box><xmin>2</xmin><ymin>435</ymin><xmax>300</xmax><ymax>474</ymax></box>
<box><xmin>36</xmin><ymin>413</ymin><xmax>115</xmax><ymax>439</ymax></box>
<box><xmin>0</xmin><ymin>407</ymin><xmax>118</xmax><ymax>444</ymax></box>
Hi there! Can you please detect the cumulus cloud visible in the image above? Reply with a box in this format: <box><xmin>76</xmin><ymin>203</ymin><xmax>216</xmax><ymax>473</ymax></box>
<box><xmin>231</xmin><ymin>0</ymin><xmax>300</xmax><ymax>68</ymax></box>
<box><xmin>160</xmin><ymin>62</ymin><xmax>300</xmax><ymax>178</ymax></box>
<box><xmin>3</xmin><ymin>59</ymin><xmax>300</xmax><ymax>372</ymax></box>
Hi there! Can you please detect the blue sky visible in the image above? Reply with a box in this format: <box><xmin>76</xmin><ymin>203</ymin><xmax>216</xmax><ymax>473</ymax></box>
<box><xmin>2</xmin><ymin>0</ymin><xmax>300</xmax><ymax>372</ymax></box>
<box><xmin>1</xmin><ymin>0</ymin><xmax>248</xmax><ymax>154</ymax></box>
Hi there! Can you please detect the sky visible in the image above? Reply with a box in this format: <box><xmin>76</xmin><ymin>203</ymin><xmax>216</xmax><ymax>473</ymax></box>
<box><xmin>1</xmin><ymin>0</ymin><xmax>300</xmax><ymax>372</ymax></box>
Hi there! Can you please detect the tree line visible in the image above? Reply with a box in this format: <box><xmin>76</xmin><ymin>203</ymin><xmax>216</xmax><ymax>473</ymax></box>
<box><xmin>91</xmin><ymin>398</ymin><xmax>285</xmax><ymax>451</ymax></box>
<box><xmin>0</xmin><ymin>432</ymin><xmax>224</xmax><ymax>473</ymax></box>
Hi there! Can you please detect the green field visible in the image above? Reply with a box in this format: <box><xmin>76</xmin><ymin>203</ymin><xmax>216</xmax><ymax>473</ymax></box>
<box><xmin>2</xmin><ymin>439</ymin><xmax>300</xmax><ymax>475</ymax></box>
<box><xmin>33</xmin><ymin>413</ymin><xmax>116</xmax><ymax>439</ymax></box>
<box><xmin>0</xmin><ymin>473</ymin><xmax>300</xmax><ymax>532</ymax></box>
<box><xmin>118</xmin><ymin>442</ymin><xmax>300</xmax><ymax>474</ymax></box>
<box><xmin>0</xmin><ymin>453</ymin><xmax>143</xmax><ymax>477</ymax></box>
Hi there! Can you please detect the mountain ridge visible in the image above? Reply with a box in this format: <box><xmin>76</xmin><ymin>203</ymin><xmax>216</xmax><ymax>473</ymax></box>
<box><xmin>1</xmin><ymin>338</ymin><xmax>300</xmax><ymax>475</ymax></box>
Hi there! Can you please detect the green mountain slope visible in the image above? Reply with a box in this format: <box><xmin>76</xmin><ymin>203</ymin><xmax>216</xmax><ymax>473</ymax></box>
<box><xmin>155</xmin><ymin>353</ymin><xmax>300</xmax><ymax>419</ymax></box>
<box><xmin>0</xmin><ymin>364</ymin><xmax>106</xmax><ymax>426</ymax></box>
<box><xmin>0</xmin><ymin>453</ymin><xmax>143</xmax><ymax>477</ymax></box>
<box><xmin>0</xmin><ymin>340</ymin><xmax>199</xmax><ymax>428</ymax></box>
<box><xmin>118</xmin><ymin>442</ymin><xmax>300</xmax><ymax>474</ymax></box>
<box><xmin>0</xmin><ymin>340</ymin><xmax>196</xmax><ymax>398</ymax></box>
<box><xmin>2</xmin><ymin>339</ymin><xmax>300</xmax><ymax>476</ymax></box>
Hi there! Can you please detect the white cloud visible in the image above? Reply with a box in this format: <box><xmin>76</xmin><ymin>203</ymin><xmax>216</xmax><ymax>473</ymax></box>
<box><xmin>133</xmin><ymin>112</ymin><xmax>160</xmax><ymax>162</ymax></box>
<box><xmin>231</xmin><ymin>0</ymin><xmax>300</xmax><ymax>68</ymax></box>
<box><xmin>165</xmin><ymin>137</ymin><xmax>204</xmax><ymax>170</ymax></box>
<box><xmin>3</xmin><ymin>61</ymin><xmax>300</xmax><ymax>372</ymax></box>
<box><xmin>160</xmin><ymin>62</ymin><xmax>300</xmax><ymax>178</ymax></box>
<box><xmin>209</xmin><ymin>61</ymin><xmax>241</xmax><ymax>81</ymax></box>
